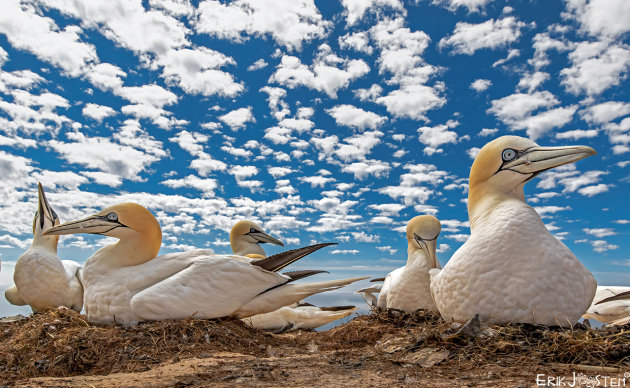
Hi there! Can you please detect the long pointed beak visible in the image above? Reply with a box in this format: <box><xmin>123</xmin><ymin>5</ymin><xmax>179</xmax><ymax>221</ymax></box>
<box><xmin>248</xmin><ymin>231</ymin><xmax>284</xmax><ymax>246</ymax></box>
<box><xmin>414</xmin><ymin>233</ymin><xmax>439</xmax><ymax>269</ymax></box>
<box><xmin>44</xmin><ymin>214</ymin><xmax>125</xmax><ymax>236</ymax></box>
<box><xmin>502</xmin><ymin>145</ymin><xmax>596</xmax><ymax>175</ymax></box>
<box><xmin>37</xmin><ymin>182</ymin><xmax>56</xmax><ymax>230</ymax></box>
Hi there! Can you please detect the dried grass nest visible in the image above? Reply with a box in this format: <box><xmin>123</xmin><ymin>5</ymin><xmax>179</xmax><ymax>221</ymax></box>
<box><xmin>1</xmin><ymin>307</ymin><xmax>629</xmax><ymax>384</ymax></box>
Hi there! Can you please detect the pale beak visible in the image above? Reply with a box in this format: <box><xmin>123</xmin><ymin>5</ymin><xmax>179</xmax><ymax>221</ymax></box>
<box><xmin>37</xmin><ymin>182</ymin><xmax>57</xmax><ymax>230</ymax></box>
<box><xmin>248</xmin><ymin>231</ymin><xmax>284</xmax><ymax>246</ymax></box>
<box><xmin>502</xmin><ymin>145</ymin><xmax>596</xmax><ymax>177</ymax></box>
<box><xmin>414</xmin><ymin>233</ymin><xmax>439</xmax><ymax>269</ymax></box>
<box><xmin>44</xmin><ymin>214</ymin><xmax>126</xmax><ymax>236</ymax></box>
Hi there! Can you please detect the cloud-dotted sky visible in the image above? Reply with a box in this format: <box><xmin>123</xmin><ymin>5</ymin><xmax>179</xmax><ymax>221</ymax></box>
<box><xmin>0</xmin><ymin>0</ymin><xmax>629</xmax><ymax>318</ymax></box>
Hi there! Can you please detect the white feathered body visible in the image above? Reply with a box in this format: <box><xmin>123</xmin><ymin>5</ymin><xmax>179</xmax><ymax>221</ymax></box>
<box><xmin>242</xmin><ymin>303</ymin><xmax>357</xmax><ymax>330</ymax></box>
<box><xmin>430</xmin><ymin>199</ymin><xmax>596</xmax><ymax>327</ymax></box>
<box><xmin>12</xmin><ymin>246</ymin><xmax>83</xmax><ymax>312</ymax></box>
<box><xmin>583</xmin><ymin>286</ymin><xmax>630</xmax><ymax>324</ymax></box>
<box><xmin>378</xmin><ymin>249</ymin><xmax>439</xmax><ymax>312</ymax></box>
<box><xmin>82</xmin><ymin>248</ymin><xmax>362</xmax><ymax>326</ymax></box>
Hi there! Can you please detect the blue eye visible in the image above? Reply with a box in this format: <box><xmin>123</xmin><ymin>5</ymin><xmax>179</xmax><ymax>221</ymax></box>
<box><xmin>107</xmin><ymin>212</ymin><xmax>118</xmax><ymax>221</ymax></box>
<box><xmin>502</xmin><ymin>149</ymin><xmax>516</xmax><ymax>161</ymax></box>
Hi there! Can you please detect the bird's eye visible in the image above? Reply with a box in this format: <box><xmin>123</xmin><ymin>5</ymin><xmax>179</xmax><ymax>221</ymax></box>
<box><xmin>249</xmin><ymin>227</ymin><xmax>256</xmax><ymax>233</ymax></box>
<box><xmin>51</xmin><ymin>210</ymin><xmax>58</xmax><ymax>220</ymax></box>
<box><xmin>107</xmin><ymin>212</ymin><xmax>118</xmax><ymax>221</ymax></box>
<box><xmin>502</xmin><ymin>149</ymin><xmax>517</xmax><ymax>161</ymax></box>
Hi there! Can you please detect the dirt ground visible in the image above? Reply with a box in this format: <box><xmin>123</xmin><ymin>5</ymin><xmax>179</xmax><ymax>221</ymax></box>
<box><xmin>2</xmin><ymin>308</ymin><xmax>629</xmax><ymax>387</ymax></box>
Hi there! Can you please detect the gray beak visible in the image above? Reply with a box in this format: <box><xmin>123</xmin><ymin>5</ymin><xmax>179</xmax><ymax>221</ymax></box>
<box><xmin>502</xmin><ymin>145</ymin><xmax>596</xmax><ymax>177</ymax></box>
<box><xmin>248</xmin><ymin>230</ymin><xmax>284</xmax><ymax>246</ymax></box>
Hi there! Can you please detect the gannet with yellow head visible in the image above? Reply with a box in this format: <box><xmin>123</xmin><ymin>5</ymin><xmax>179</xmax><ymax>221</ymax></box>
<box><xmin>44</xmin><ymin>203</ymin><xmax>366</xmax><ymax>326</ymax></box>
<box><xmin>230</xmin><ymin>220</ymin><xmax>359</xmax><ymax>331</ymax></box>
<box><xmin>377</xmin><ymin>215</ymin><xmax>441</xmax><ymax>312</ymax></box>
<box><xmin>5</xmin><ymin>183</ymin><xmax>83</xmax><ymax>312</ymax></box>
<box><xmin>429</xmin><ymin>136</ymin><xmax>597</xmax><ymax>327</ymax></box>
<box><xmin>230</xmin><ymin>220</ymin><xmax>284</xmax><ymax>259</ymax></box>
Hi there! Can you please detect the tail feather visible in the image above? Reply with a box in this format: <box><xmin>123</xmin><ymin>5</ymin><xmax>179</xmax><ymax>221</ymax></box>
<box><xmin>232</xmin><ymin>276</ymin><xmax>368</xmax><ymax>319</ymax></box>
<box><xmin>283</xmin><ymin>270</ymin><xmax>329</xmax><ymax>282</ymax></box>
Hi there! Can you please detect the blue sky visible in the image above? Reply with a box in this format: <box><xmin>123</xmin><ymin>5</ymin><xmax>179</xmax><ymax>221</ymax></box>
<box><xmin>0</xmin><ymin>0</ymin><xmax>629</xmax><ymax>319</ymax></box>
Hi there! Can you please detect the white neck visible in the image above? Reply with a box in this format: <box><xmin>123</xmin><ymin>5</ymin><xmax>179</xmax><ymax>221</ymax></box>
<box><xmin>468</xmin><ymin>183</ymin><xmax>526</xmax><ymax>231</ymax></box>
<box><xmin>233</xmin><ymin>240</ymin><xmax>265</xmax><ymax>257</ymax></box>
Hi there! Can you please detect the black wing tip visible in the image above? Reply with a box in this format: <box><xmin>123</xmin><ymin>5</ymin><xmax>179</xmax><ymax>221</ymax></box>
<box><xmin>283</xmin><ymin>269</ymin><xmax>329</xmax><ymax>282</ymax></box>
<box><xmin>370</xmin><ymin>277</ymin><xmax>386</xmax><ymax>282</ymax></box>
<box><xmin>596</xmin><ymin>290</ymin><xmax>630</xmax><ymax>305</ymax></box>
<box><xmin>319</xmin><ymin>305</ymin><xmax>356</xmax><ymax>312</ymax></box>
<box><xmin>252</xmin><ymin>242</ymin><xmax>337</xmax><ymax>272</ymax></box>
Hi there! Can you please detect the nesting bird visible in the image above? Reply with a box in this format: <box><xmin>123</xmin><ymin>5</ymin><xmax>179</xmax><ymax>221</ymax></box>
<box><xmin>583</xmin><ymin>286</ymin><xmax>630</xmax><ymax>325</ymax></box>
<box><xmin>5</xmin><ymin>183</ymin><xmax>83</xmax><ymax>312</ymax></box>
<box><xmin>230</xmin><ymin>220</ymin><xmax>284</xmax><ymax>258</ymax></box>
<box><xmin>44</xmin><ymin>204</ymin><xmax>365</xmax><ymax>326</ymax></box>
<box><xmin>429</xmin><ymin>136</ymin><xmax>597</xmax><ymax>327</ymax></box>
<box><xmin>230</xmin><ymin>220</ymin><xmax>358</xmax><ymax>331</ymax></box>
<box><xmin>377</xmin><ymin>215</ymin><xmax>441</xmax><ymax>312</ymax></box>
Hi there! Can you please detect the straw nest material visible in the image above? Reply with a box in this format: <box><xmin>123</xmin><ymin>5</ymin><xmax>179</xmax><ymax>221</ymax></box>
<box><xmin>2</xmin><ymin>307</ymin><xmax>630</xmax><ymax>384</ymax></box>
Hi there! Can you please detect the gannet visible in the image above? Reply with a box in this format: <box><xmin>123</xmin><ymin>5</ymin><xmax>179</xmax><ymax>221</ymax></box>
<box><xmin>583</xmin><ymin>286</ymin><xmax>630</xmax><ymax>324</ymax></box>
<box><xmin>44</xmin><ymin>203</ymin><xmax>366</xmax><ymax>326</ymax></box>
<box><xmin>242</xmin><ymin>302</ymin><xmax>357</xmax><ymax>332</ymax></box>
<box><xmin>377</xmin><ymin>216</ymin><xmax>441</xmax><ymax>312</ymax></box>
<box><xmin>230</xmin><ymin>220</ymin><xmax>358</xmax><ymax>331</ymax></box>
<box><xmin>5</xmin><ymin>183</ymin><xmax>83</xmax><ymax>312</ymax></box>
<box><xmin>357</xmin><ymin>280</ymin><xmax>383</xmax><ymax>308</ymax></box>
<box><xmin>429</xmin><ymin>136</ymin><xmax>597</xmax><ymax>327</ymax></box>
<box><xmin>230</xmin><ymin>220</ymin><xmax>284</xmax><ymax>258</ymax></box>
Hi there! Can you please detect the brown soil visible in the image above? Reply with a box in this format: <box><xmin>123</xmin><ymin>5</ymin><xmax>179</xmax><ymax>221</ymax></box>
<box><xmin>2</xmin><ymin>308</ymin><xmax>630</xmax><ymax>387</ymax></box>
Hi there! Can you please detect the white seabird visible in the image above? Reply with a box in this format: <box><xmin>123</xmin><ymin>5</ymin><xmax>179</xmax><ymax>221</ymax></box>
<box><xmin>230</xmin><ymin>220</ymin><xmax>358</xmax><ymax>331</ymax></box>
<box><xmin>230</xmin><ymin>220</ymin><xmax>284</xmax><ymax>258</ymax></box>
<box><xmin>5</xmin><ymin>183</ymin><xmax>83</xmax><ymax>312</ymax></box>
<box><xmin>583</xmin><ymin>286</ymin><xmax>630</xmax><ymax>325</ymax></box>
<box><xmin>429</xmin><ymin>136</ymin><xmax>597</xmax><ymax>327</ymax></box>
<box><xmin>377</xmin><ymin>215</ymin><xmax>441</xmax><ymax>312</ymax></box>
<box><xmin>44</xmin><ymin>203</ymin><xmax>366</xmax><ymax>326</ymax></box>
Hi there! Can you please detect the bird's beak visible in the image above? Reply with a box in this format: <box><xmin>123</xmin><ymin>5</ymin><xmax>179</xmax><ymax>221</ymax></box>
<box><xmin>502</xmin><ymin>145</ymin><xmax>596</xmax><ymax>176</ymax></box>
<box><xmin>414</xmin><ymin>233</ymin><xmax>439</xmax><ymax>269</ymax></box>
<box><xmin>37</xmin><ymin>182</ymin><xmax>56</xmax><ymax>230</ymax></box>
<box><xmin>248</xmin><ymin>230</ymin><xmax>284</xmax><ymax>246</ymax></box>
<box><xmin>44</xmin><ymin>213</ymin><xmax>125</xmax><ymax>236</ymax></box>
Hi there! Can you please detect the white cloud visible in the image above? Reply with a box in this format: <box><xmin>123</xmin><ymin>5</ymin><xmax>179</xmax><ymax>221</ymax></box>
<box><xmin>247</xmin><ymin>59</ymin><xmax>268</xmax><ymax>71</ymax></box>
<box><xmin>565</xmin><ymin>0</ymin><xmax>630</xmax><ymax>39</ymax></box>
<box><xmin>417</xmin><ymin>120</ymin><xmax>460</xmax><ymax>155</ymax></box>
<box><xmin>354</xmin><ymin>84</ymin><xmax>382</xmax><ymax>101</ymax></box>
<box><xmin>0</xmin><ymin>0</ymin><xmax>98</xmax><ymax>76</ymax></box>
<box><xmin>342</xmin><ymin>160</ymin><xmax>390</xmax><ymax>180</ymax></box>
<box><xmin>488</xmin><ymin>91</ymin><xmax>577</xmax><ymax>139</ymax></box>
<box><xmin>376</xmin><ymin>83</ymin><xmax>445</xmax><ymax>121</ymax></box>
<box><xmin>82</xmin><ymin>103</ymin><xmax>116</xmax><ymax>121</ymax></box>
<box><xmin>580</xmin><ymin>101</ymin><xmax>630</xmax><ymax>124</ymax></box>
<box><xmin>327</xmin><ymin>104</ymin><xmax>386</xmax><ymax>130</ymax></box>
<box><xmin>470</xmin><ymin>79</ymin><xmax>492</xmax><ymax>92</ymax></box>
<box><xmin>341</xmin><ymin>0</ymin><xmax>404</xmax><ymax>26</ymax></box>
<box><xmin>157</xmin><ymin>47</ymin><xmax>243</xmax><ymax>97</ymax></box>
<box><xmin>431</xmin><ymin>0</ymin><xmax>495</xmax><ymax>13</ymax></box>
<box><xmin>47</xmin><ymin>126</ymin><xmax>166</xmax><ymax>181</ymax></box>
<box><xmin>561</xmin><ymin>41</ymin><xmax>630</xmax><ymax>96</ymax></box>
<box><xmin>577</xmin><ymin>184</ymin><xmax>609</xmax><ymax>197</ymax></box>
<box><xmin>330</xmin><ymin>249</ymin><xmax>360</xmax><ymax>255</ymax></box>
<box><xmin>589</xmin><ymin>240</ymin><xmax>619</xmax><ymax>253</ymax></box>
<box><xmin>352</xmin><ymin>231</ymin><xmax>380</xmax><ymax>243</ymax></box>
<box><xmin>219</xmin><ymin>107</ymin><xmax>255</xmax><ymax>131</ymax></box>
<box><xmin>338</xmin><ymin>31</ymin><xmax>373</xmax><ymax>54</ymax></box>
<box><xmin>439</xmin><ymin>17</ymin><xmax>527</xmax><ymax>55</ymax></box>
<box><xmin>162</xmin><ymin>175</ymin><xmax>217</xmax><ymax>197</ymax></box>
<box><xmin>269</xmin><ymin>47</ymin><xmax>370</xmax><ymax>98</ymax></box>
<box><xmin>555</xmin><ymin>129</ymin><xmax>598</xmax><ymax>140</ymax></box>
<box><xmin>268</xmin><ymin>167</ymin><xmax>293</xmax><ymax>178</ymax></box>
<box><xmin>584</xmin><ymin>228</ymin><xmax>616</xmax><ymax>238</ymax></box>
<box><xmin>299</xmin><ymin>175</ymin><xmax>335</xmax><ymax>188</ymax></box>
<box><xmin>230</xmin><ymin>165</ymin><xmax>259</xmax><ymax>180</ymax></box>
<box><xmin>534</xmin><ymin>205</ymin><xmax>571</xmax><ymax>218</ymax></box>
<box><xmin>377</xmin><ymin>163</ymin><xmax>448</xmax><ymax>205</ymax></box>
<box><xmin>517</xmin><ymin>71</ymin><xmax>549</xmax><ymax>93</ymax></box>
<box><xmin>196</xmin><ymin>0</ymin><xmax>331</xmax><ymax>51</ymax></box>
<box><xmin>479</xmin><ymin>128</ymin><xmax>498</xmax><ymax>137</ymax></box>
